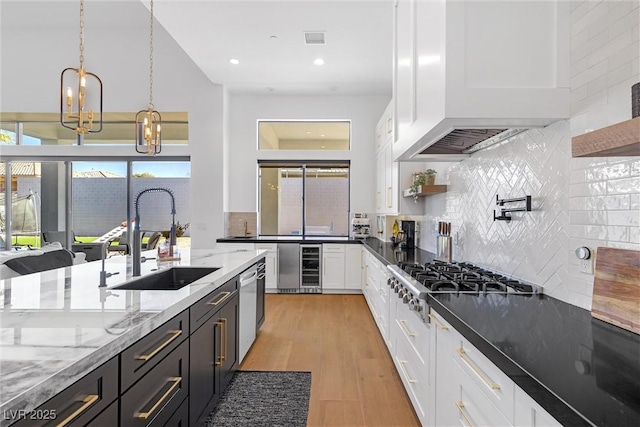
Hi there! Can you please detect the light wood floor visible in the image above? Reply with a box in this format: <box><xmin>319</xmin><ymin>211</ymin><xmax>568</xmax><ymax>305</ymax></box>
<box><xmin>241</xmin><ymin>294</ymin><xmax>420</xmax><ymax>427</ymax></box>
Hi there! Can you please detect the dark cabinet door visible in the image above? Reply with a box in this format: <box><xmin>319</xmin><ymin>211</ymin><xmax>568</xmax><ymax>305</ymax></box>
<box><xmin>256</xmin><ymin>259</ymin><xmax>266</xmax><ymax>330</ymax></box>
<box><xmin>87</xmin><ymin>399</ymin><xmax>118</xmax><ymax>426</ymax></box>
<box><xmin>218</xmin><ymin>295</ymin><xmax>239</xmax><ymax>391</ymax></box>
<box><xmin>189</xmin><ymin>292</ymin><xmax>239</xmax><ymax>426</ymax></box>
<box><xmin>120</xmin><ymin>339</ymin><xmax>189</xmax><ymax>427</ymax></box>
<box><xmin>189</xmin><ymin>312</ymin><xmax>220</xmax><ymax>425</ymax></box>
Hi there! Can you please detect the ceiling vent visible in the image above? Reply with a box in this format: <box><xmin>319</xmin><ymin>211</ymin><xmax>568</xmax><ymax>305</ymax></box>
<box><xmin>304</xmin><ymin>31</ymin><xmax>326</xmax><ymax>45</ymax></box>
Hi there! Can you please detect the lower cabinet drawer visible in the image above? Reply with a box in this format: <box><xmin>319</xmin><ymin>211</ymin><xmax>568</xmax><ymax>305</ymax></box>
<box><xmin>12</xmin><ymin>357</ymin><xmax>118</xmax><ymax>427</ymax></box>
<box><xmin>163</xmin><ymin>396</ymin><xmax>189</xmax><ymax>427</ymax></box>
<box><xmin>454</xmin><ymin>359</ymin><xmax>511</xmax><ymax>427</ymax></box>
<box><xmin>120</xmin><ymin>339</ymin><xmax>189</xmax><ymax>427</ymax></box>
<box><xmin>394</xmin><ymin>327</ymin><xmax>429</xmax><ymax>425</ymax></box>
<box><xmin>190</xmin><ymin>278</ymin><xmax>238</xmax><ymax>333</ymax></box>
<box><xmin>395</xmin><ymin>303</ymin><xmax>430</xmax><ymax>364</ymax></box>
<box><xmin>452</xmin><ymin>330</ymin><xmax>515</xmax><ymax>423</ymax></box>
<box><xmin>121</xmin><ymin>310</ymin><xmax>189</xmax><ymax>393</ymax></box>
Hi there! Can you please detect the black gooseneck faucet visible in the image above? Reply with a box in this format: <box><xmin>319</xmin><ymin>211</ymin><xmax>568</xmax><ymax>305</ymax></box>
<box><xmin>132</xmin><ymin>187</ymin><xmax>177</xmax><ymax>276</ymax></box>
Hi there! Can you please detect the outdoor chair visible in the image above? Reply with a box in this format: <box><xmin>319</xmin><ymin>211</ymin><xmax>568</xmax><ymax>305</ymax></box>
<box><xmin>107</xmin><ymin>232</ymin><xmax>130</xmax><ymax>256</ymax></box>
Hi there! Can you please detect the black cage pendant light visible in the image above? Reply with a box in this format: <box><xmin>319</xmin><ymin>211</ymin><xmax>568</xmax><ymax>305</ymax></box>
<box><xmin>60</xmin><ymin>0</ymin><xmax>103</xmax><ymax>144</ymax></box>
<box><xmin>136</xmin><ymin>0</ymin><xmax>162</xmax><ymax>155</ymax></box>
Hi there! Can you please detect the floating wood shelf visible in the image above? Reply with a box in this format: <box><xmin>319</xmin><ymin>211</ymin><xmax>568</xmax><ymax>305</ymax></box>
<box><xmin>403</xmin><ymin>185</ymin><xmax>447</xmax><ymax>198</ymax></box>
<box><xmin>572</xmin><ymin>116</ymin><xmax>640</xmax><ymax>157</ymax></box>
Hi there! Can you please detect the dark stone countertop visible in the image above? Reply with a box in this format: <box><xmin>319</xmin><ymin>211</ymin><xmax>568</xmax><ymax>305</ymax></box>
<box><xmin>361</xmin><ymin>238</ymin><xmax>640</xmax><ymax>427</ymax></box>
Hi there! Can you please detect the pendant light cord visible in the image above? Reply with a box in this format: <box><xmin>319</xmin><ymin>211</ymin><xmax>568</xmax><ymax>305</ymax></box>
<box><xmin>79</xmin><ymin>0</ymin><xmax>85</xmax><ymax>69</ymax></box>
<box><xmin>148</xmin><ymin>0</ymin><xmax>155</xmax><ymax>110</ymax></box>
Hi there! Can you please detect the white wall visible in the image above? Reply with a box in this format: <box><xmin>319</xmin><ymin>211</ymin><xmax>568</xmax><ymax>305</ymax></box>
<box><xmin>418</xmin><ymin>0</ymin><xmax>639</xmax><ymax>310</ymax></box>
<box><xmin>0</xmin><ymin>1</ymin><xmax>224</xmax><ymax>249</ymax></box>
<box><xmin>226</xmin><ymin>94</ymin><xmax>389</xmax><ymax>214</ymax></box>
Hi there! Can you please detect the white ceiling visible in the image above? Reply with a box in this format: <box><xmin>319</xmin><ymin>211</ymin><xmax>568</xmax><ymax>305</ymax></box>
<box><xmin>1</xmin><ymin>0</ymin><xmax>393</xmax><ymax>95</ymax></box>
<box><xmin>146</xmin><ymin>0</ymin><xmax>394</xmax><ymax>95</ymax></box>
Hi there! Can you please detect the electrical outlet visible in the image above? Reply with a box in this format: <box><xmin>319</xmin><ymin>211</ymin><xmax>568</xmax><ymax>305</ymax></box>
<box><xmin>580</xmin><ymin>259</ymin><xmax>593</xmax><ymax>274</ymax></box>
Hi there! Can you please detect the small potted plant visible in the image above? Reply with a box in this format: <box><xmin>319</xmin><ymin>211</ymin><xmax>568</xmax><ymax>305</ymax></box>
<box><xmin>409</xmin><ymin>169</ymin><xmax>437</xmax><ymax>202</ymax></box>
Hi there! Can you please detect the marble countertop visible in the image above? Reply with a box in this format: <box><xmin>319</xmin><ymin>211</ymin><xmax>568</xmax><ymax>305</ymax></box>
<box><xmin>0</xmin><ymin>248</ymin><xmax>265</xmax><ymax>416</ymax></box>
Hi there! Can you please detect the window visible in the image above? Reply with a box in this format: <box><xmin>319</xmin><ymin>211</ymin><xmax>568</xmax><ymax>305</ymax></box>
<box><xmin>259</xmin><ymin>162</ymin><xmax>349</xmax><ymax>236</ymax></box>
<box><xmin>258</xmin><ymin>121</ymin><xmax>350</xmax><ymax>150</ymax></box>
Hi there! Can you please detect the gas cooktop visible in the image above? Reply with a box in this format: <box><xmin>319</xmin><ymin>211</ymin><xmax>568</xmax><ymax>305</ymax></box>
<box><xmin>394</xmin><ymin>260</ymin><xmax>542</xmax><ymax>295</ymax></box>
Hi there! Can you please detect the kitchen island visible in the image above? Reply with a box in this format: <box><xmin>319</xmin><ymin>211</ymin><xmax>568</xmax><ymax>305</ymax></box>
<box><xmin>0</xmin><ymin>247</ymin><xmax>265</xmax><ymax>426</ymax></box>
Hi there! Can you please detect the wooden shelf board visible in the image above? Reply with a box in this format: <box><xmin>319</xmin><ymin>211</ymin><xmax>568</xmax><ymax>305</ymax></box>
<box><xmin>403</xmin><ymin>185</ymin><xmax>447</xmax><ymax>198</ymax></box>
<box><xmin>572</xmin><ymin>116</ymin><xmax>640</xmax><ymax>157</ymax></box>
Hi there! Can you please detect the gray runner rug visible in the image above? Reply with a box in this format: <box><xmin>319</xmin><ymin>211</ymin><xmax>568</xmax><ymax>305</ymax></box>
<box><xmin>204</xmin><ymin>370</ymin><xmax>312</xmax><ymax>427</ymax></box>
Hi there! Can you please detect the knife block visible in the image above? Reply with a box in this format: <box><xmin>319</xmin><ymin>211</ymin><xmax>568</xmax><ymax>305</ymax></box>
<box><xmin>436</xmin><ymin>236</ymin><xmax>452</xmax><ymax>262</ymax></box>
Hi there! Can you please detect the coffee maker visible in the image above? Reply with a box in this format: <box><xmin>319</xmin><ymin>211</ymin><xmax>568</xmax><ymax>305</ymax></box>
<box><xmin>400</xmin><ymin>220</ymin><xmax>416</xmax><ymax>249</ymax></box>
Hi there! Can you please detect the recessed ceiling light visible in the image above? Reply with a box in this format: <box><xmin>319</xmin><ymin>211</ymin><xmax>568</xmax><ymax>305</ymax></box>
<box><xmin>228</xmin><ymin>58</ymin><xmax>240</xmax><ymax>65</ymax></box>
<box><xmin>306</xmin><ymin>131</ymin><xmax>312</xmax><ymax>134</ymax></box>
<box><xmin>320</xmin><ymin>134</ymin><xmax>325</xmax><ymax>137</ymax></box>
<box><xmin>313</xmin><ymin>58</ymin><xmax>325</xmax><ymax>66</ymax></box>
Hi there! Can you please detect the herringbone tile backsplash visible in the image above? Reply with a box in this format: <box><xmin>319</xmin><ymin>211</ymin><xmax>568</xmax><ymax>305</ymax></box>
<box><xmin>419</xmin><ymin>120</ymin><xmax>640</xmax><ymax>310</ymax></box>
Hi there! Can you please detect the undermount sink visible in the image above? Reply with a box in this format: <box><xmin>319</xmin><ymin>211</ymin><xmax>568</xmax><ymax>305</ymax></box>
<box><xmin>113</xmin><ymin>267</ymin><xmax>219</xmax><ymax>291</ymax></box>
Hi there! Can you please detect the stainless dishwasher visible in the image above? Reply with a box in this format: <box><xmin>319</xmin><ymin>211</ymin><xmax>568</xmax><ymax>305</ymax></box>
<box><xmin>277</xmin><ymin>243</ymin><xmax>300</xmax><ymax>293</ymax></box>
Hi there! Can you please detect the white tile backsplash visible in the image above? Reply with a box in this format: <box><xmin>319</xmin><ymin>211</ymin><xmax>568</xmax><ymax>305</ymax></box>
<box><xmin>418</xmin><ymin>113</ymin><xmax>639</xmax><ymax>310</ymax></box>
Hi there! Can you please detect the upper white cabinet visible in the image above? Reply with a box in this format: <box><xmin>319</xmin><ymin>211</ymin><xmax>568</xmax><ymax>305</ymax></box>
<box><xmin>375</xmin><ymin>100</ymin><xmax>430</xmax><ymax>215</ymax></box>
<box><xmin>393</xmin><ymin>0</ymin><xmax>570</xmax><ymax>161</ymax></box>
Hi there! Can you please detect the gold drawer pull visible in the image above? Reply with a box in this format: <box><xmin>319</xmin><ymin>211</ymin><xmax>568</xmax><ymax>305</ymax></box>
<box><xmin>136</xmin><ymin>330</ymin><xmax>182</xmax><ymax>361</ymax></box>
<box><xmin>208</xmin><ymin>291</ymin><xmax>231</xmax><ymax>306</ymax></box>
<box><xmin>455</xmin><ymin>401</ymin><xmax>475</xmax><ymax>427</ymax></box>
<box><xmin>215</xmin><ymin>322</ymin><xmax>223</xmax><ymax>366</ymax></box>
<box><xmin>136</xmin><ymin>377</ymin><xmax>182</xmax><ymax>419</ymax></box>
<box><xmin>398</xmin><ymin>360</ymin><xmax>417</xmax><ymax>384</ymax></box>
<box><xmin>428</xmin><ymin>313</ymin><xmax>449</xmax><ymax>330</ymax></box>
<box><xmin>398</xmin><ymin>319</ymin><xmax>417</xmax><ymax>337</ymax></box>
<box><xmin>55</xmin><ymin>394</ymin><xmax>99</xmax><ymax>427</ymax></box>
<box><xmin>457</xmin><ymin>348</ymin><xmax>501</xmax><ymax>390</ymax></box>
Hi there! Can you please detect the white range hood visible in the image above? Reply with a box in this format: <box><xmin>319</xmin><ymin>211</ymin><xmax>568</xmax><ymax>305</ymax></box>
<box><xmin>392</xmin><ymin>0</ymin><xmax>571</xmax><ymax>162</ymax></box>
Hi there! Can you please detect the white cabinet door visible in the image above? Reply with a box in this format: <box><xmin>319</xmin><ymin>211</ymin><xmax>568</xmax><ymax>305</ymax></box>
<box><xmin>345</xmin><ymin>245</ymin><xmax>363</xmax><ymax>290</ymax></box>
<box><xmin>433</xmin><ymin>310</ymin><xmax>458</xmax><ymax>427</ymax></box>
<box><xmin>394</xmin><ymin>0</ymin><xmax>417</xmax><ymax>144</ymax></box>
<box><xmin>514</xmin><ymin>386</ymin><xmax>562</xmax><ymax>427</ymax></box>
<box><xmin>376</xmin><ymin>150</ymin><xmax>385</xmax><ymax>213</ymax></box>
<box><xmin>322</xmin><ymin>245</ymin><xmax>345</xmax><ymax>290</ymax></box>
<box><xmin>384</xmin><ymin>143</ymin><xmax>399</xmax><ymax>214</ymax></box>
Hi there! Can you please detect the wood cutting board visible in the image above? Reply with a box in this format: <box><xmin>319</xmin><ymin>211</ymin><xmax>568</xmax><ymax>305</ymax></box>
<box><xmin>592</xmin><ymin>247</ymin><xmax>640</xmax><ymax>334</ymax></box>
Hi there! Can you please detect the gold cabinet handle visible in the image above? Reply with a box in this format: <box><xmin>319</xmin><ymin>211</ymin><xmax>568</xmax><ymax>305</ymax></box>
<box><xmin>55</xmin><ymin>394</ymin><xmax>99</xmax><ymax>427</ymax></box>
<box><xmin>387</xmin><ymin>187</ymin><xmax>392</xmax><ymax>208</ymax></box>
<box><xmin>456</xmin><ymin>401</ymin><xmax>475</xmax><ymax>427</ymax></box>
<box><xmin>136</xmin><ymin>330</ymin><xmax>182</xmax><ymax>361</ymax></box>
<box><xmin>398</xmin><ymin>360</ymin><xmax>417</xmax><ymax>384</ymax></box>
<box><xmin>428</xmin><ymin>313</ymin><xmax>449</xmax><ymax>330</ymax></box>
<box><xmin>208</xmin><ymin>291</ymin><xmax>231</xmax><ymax>306</ymax></box>
<box><xmin>457</xmin><ymin>348</ymin><xmax>501</xmax><ymax>390</ymax></box>
<box><xmin>215</xmin><ymin>322</ymin><xmax>223</xmax><ymax>366</ymax></box>
<box><xmin>376</xmin><ymin>191</ymin><xmax>381</xmax><ymax>209</ymax></box>
<box><xmin>136</xmin><ymin>377</ymin><xmax>182</xmax><ymax>419</ymax></box>
<box><xmin>398</xmin><ymin>319</ymin><xmax>417</xmax><ymax>337</ymax></box>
